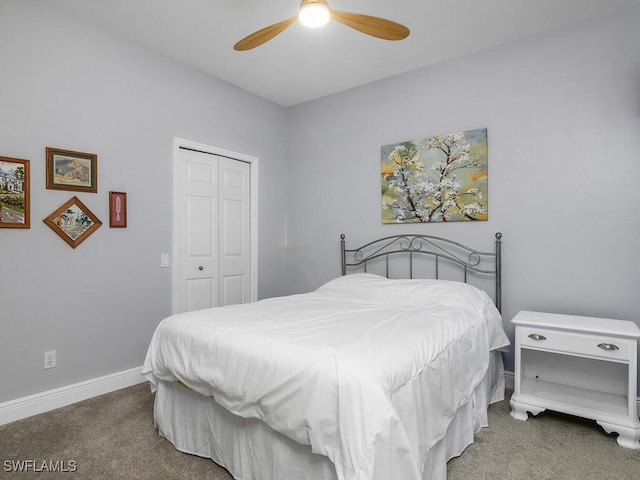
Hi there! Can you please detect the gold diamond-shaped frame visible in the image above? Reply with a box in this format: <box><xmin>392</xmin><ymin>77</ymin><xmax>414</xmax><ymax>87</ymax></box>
<box><xmin>43</xmin><ymin>196</ymin><xmax>102</xmax><ymax>248</ymax></box>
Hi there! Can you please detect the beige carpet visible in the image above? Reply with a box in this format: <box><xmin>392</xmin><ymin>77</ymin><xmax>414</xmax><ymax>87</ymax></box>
<box><xmin>447</xmin><ymin>393</ymin><xmax>640</xmax><ymax>480</ymax></box>
<box><xmin>0</xmin><ymin>383</ymin><xmax>638</xmax><ymax>479</ymax></box>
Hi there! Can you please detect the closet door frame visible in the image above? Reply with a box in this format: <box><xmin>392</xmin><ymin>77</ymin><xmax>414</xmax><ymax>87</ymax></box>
<box><xmin>172</xmin><ymin>137</ymin><xmax>258</xmax><ymax>313</ymax></box>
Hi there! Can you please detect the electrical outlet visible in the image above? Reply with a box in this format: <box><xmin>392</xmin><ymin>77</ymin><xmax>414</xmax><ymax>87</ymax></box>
<box><xmin>44</xmin><ymin>350</ymin><xmax>56</xmax><ymax>370</ymax></box>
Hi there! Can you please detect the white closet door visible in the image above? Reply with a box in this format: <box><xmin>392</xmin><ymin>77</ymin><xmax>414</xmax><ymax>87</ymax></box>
<box><xmin>219</xmin><ymin>157</ymin><xmax>251</xmax><ymax>306</ymax></box>
<box><xmin>176</xmin><ymin>148</ymin><xmax>220</xmax><ymax>313</ymax></box>
<box><xmin>175</xmin><ymin>148</ymin><xmax>251</xmax><ymax>313</ymax></box>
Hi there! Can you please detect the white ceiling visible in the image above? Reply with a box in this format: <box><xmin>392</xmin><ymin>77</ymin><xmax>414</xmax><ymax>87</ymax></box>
<box><xmin>46</xmin><ymin>0</ymin><xmax>640</xmax><ymax>107</ymax></box>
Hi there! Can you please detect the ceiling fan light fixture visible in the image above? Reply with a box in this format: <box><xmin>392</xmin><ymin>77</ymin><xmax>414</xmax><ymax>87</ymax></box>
<box><xmin>298</xmin><ymin>1</ymin><xmax>331</xmax><ymax>28</ymax></box>
<box><xmin>233</xmin><ymin>0</ymin><xmax>409</xmax><ymax>51</ymax></box>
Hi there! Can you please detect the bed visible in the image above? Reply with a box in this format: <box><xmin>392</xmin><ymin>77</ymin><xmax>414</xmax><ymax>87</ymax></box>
<box><xmin>142</xmin><ymin>232</ymin><xmax>509</xmax><ymax>480</ymax></box>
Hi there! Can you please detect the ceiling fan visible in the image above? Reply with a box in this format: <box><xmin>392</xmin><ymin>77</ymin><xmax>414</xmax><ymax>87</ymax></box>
<box><xmin>233</xmin><ymin>0</ymin><xmax>410</xmax><ymax>51</ymax></box>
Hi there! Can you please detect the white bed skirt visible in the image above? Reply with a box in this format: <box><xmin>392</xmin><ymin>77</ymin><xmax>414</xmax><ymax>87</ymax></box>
<box><xmin>153</xmin><ymin>351</ymin><xmax>505</xmax><ymax>480</ymax></box>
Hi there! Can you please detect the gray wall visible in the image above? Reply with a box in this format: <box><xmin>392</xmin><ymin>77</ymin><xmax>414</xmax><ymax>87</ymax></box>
<box><xmin>286</xmin><ymin>7</ymin><xmax>640</xmax><ymax>375</ymax></box>
<box><xmin>0</xmin><ymin>0</ymin><xmax>288</xmax><ymax>402</ymax></box>
<box><xmin>2</xmin><ymin>0</ymin><xmax>639</xmax><ymax>404</ymax></box>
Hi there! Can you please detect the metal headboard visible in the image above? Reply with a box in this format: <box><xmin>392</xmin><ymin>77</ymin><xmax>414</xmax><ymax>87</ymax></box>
<box><xmin>340</xmin><ymin>232</ymin><xmax>502</xmax><ymax>312</ymax></box>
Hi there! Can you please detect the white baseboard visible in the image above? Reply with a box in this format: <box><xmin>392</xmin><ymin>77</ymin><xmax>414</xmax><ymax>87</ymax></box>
<box><xmin>0</xmin><ymin>366</ymin><xmax>146</xmax><ymax>426</ymax></box>
<box><xmin>1</xmin><ymin>368</ymin><xmax>636</xmax><ymax>426</ymax></box>
<box><xmin>505</xmin><ymin>370</ymin><xmax>515</xmax><ymax>390</ymax></box>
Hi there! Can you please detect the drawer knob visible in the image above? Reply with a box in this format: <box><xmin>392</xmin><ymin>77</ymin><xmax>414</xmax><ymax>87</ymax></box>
<box><xmin>528</xmin><ymin>333</ymin><xmax>547</xmax><ymax>341</ymax></box>
<box><xmin>597</xmin><ymin>343</ymin><xmax>620</xmax><ymax>351</ymax></box>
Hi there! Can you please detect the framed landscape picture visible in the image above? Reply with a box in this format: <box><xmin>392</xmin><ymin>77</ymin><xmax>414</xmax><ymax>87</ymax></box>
<box><xmin>0</xmin><ymin>156</ymin><xmax>30</xmax><ymax>228</ymax></box>
<box><xmin>43</xmin><ymin>196</ymin><xmax>102</xmax><ymax>248</ymax></box>
<box><xmin>46</xmin><ymin>147</ymin><xmax>97</xmax><ymax>193</ymax></box>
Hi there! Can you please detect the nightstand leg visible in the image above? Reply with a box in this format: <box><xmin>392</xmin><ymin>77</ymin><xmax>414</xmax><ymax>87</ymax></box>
<box><xmin>510</xmin><ymin>396</ymin><xmax>546</xmax><ymax>421</ymax></box>
<box><xmin>596</xmin><ymin>421</ymin><xmax>640</xmax><ymax>450</ymax></box>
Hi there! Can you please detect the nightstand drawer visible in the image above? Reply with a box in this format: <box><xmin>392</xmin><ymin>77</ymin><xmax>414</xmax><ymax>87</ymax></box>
<box><xmin>518</xmin><ymin>326</ymin><xmax>632</xmax><ymax>362</ymax></box>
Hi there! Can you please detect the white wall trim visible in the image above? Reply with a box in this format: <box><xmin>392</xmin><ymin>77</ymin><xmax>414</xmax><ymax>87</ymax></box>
<box><xmin>505</xmin><ymin>369</ymin><xmax>515</xmax><ymax>391</ymax></box>
<box><xmin>1</xmin><ymin>367</ymin><xmax>636</xmax><ymax>426</ymax></box>
<box><xmin>0</xmin><ymin>366</ymin><xmax>146</xmax><ymax>426</ymax></box>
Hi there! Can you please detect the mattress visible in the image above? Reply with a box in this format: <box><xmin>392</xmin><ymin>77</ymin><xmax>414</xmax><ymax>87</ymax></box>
<box><xmin>143</xmin><ymin>273</ymin><xmax>509</xmax><ymax>480</ymax></box>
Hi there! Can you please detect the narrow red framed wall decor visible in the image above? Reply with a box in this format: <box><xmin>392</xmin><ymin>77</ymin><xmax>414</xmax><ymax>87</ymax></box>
<box><xmin>109</xmin><ymin>191</ymin><xmax>127</xmax><ymax>228</ymax></box>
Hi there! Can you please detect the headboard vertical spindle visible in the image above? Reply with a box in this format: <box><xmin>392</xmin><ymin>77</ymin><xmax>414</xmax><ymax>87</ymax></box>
<box><xmin>495</xmin><ymin>232</ymin><xmax>502</xmax><ymax>312</ymax></box>
<box><xmin>409</xmin><ymin>252</ymin><xmax>413</xmax><ymax>279</ymax></box>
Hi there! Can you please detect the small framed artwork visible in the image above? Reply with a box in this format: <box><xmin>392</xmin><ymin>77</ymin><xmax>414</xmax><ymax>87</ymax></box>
<box><xmin>109</xmin><ymin>191</ymin><xmax>127</xmax><ymax>228</ymax></box>
<box><xmin>46</xmin><ymin>147</ymin><xmax>97</xmax><ymax>193</ymax></box>
<box><xmin>0</xmin><ymin>156</ymin><xmax>30</xmax><ymax>228</ymax></box>
<box><xmin>43</xmin><ymin>196</ymin><xmax>102</xmax><ymax>248</ymax></box>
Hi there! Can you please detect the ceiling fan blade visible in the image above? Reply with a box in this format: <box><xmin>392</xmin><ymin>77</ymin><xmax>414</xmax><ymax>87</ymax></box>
<box><xmin>331</xmin><ymin>11</ymin><xmax>410</xmax><ymax>41</ymax></box>
<box><xmin>233</xmin><ymin>17</ymin><xmax>298</xmax><ymax>51</ymax></box>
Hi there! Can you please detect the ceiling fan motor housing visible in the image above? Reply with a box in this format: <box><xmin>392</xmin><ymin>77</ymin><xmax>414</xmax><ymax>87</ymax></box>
<box><xmin>298</xmin><ymin>0</ymin><xmax>331</xmax><ymax>28</ymax></box>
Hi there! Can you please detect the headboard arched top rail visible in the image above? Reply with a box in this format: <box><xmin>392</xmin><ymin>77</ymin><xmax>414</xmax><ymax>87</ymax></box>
<box><xmin>340</xmin><ymin>232</ymin><xmax>502</xmax><ymax>312</ymax></box>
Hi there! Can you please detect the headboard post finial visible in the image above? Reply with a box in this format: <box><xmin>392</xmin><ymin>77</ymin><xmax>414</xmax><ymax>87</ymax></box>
<box><xmin>340</xmin><ymin>234</ymin><xmax>346</xmax><ymax>276</ymax></box>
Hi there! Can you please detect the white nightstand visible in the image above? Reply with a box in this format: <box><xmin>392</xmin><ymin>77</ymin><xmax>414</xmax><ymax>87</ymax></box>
<box><xmin>510</xmin><ymin>310</ymin><xmax>640</xmax><ymax>449</ymax></box>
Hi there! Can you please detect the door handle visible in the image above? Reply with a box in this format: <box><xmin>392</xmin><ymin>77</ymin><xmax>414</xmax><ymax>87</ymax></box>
<box><xmin>198</xmin><ymin>266</ymin><xmax>204</xmax><ymax>271</ymax></box>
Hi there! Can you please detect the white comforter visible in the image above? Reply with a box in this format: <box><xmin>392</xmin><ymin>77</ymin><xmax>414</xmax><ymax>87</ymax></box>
<box><xmin>142</xmin><ymin>273</ymin><xmax>509</xmax><ymax>480</ymax></box>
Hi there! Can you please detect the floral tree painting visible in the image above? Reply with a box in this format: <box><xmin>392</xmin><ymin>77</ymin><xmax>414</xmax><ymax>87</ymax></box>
<box><xmin>381</xmin><ymin>128</ymin><xmax>488</xmax><ymax>223</ymax></box>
